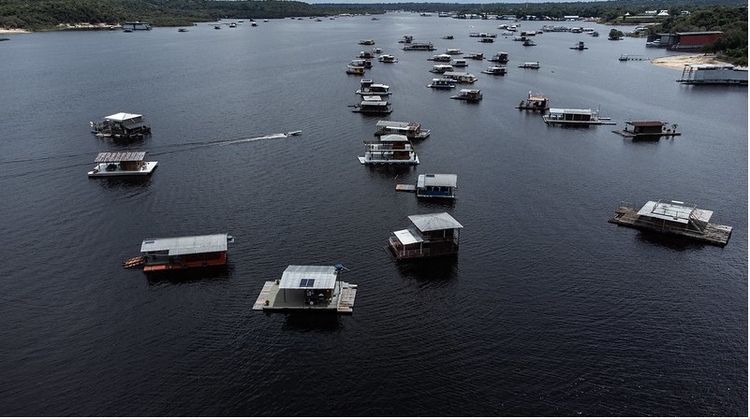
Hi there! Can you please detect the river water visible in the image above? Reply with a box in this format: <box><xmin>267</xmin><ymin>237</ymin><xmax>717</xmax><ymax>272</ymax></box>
<box><xmin>0</xmin><ymin>13</ymin><xmax>746</xmax><ymax>416</ymax></box>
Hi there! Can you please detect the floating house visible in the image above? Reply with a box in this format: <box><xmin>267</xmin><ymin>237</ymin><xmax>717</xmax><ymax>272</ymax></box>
<box><xmin>387</xmin><ymin>212</ymin><xmax>463</xmax><ymax>260</ymax></box>
<box><xmin>481</xmin><ymin>66</ymin><xmax>507</xmax><ymax>76</ymax></box>
<box><xmin>451</xmin><ymin>89</ymin><xmax>483</xmax><ymax>102</ymax></box>
<box><xmin>90</xmin><ymin>112</ymin><xmax>151</xmax><ymax>140</ymax></box>
<box><xmin>87</xmin><ymin>151</ymin><xmax>157</xmax><ymax>177</ymax></box>
<box><xmin>609</xmin><ymin>200</ymin><xmax>732</xmax><ymax>246</ymax></box>
<box><xmin>403</xmin><ymin>42</ymin><xmax>435</xmax><ymax>51</ymax></box>
<box><xmin>358</xmin><ymin>134</ymin><xmax>419</xmax><ymax>165</ymax></box>
<box><xmin>252</xmin><ymin>265</ymin><xmax>357</xmax><ymax>314</ymax></box>
<box><xmin>516</xmin><ymin>93</ymin><xmax>549</xmax><ymax>111</ymax></box>
<box><xmin>570</xmin><ymin>41</ymin><xmax>588</xmax><ymax>50</ymax></box>
<box><xmin>518</xmin><ymin>61</ymin><xmax>540</xmax><ymax>69</ymax></box>
<box><xmin>443</xmin><ymin>71</ymin><xmax>478</xmax><ymax>84</ymax></box>
<box><xmin>356</xmin><ymin>79</ymin><xmax>391</xmax><ymax>96</ymax></box>
<box><xmin>612</xmin><ymin>121</ymin><xmax>681</xmax><ymax>140</ymax></box>
<box><xmin>542</xmin><ymin>108</ymin><xmax>616</xmax><ymax>126</ymax></box>
<box><xmin>374</xmin><ymin>120</ymin><xmax>431</xmax><ymax>140</ymax></box>
<box><xmin>396</xmin><ymin>174</ymin><xmax>458</xmax><ymax>199</ymax></box>
<box><xmin>489</xmin><ymin>52</ymin><xmax>509</xmax><ymax>63</ymax></box>
<box><xmin>676</xmin><ymin>64</ymin><xmax>748</xmax><ymax>86</ymax></box>
<box><xmin>352</xmin><ymin>96</ymin><xmax>392</xmax><ymax>115</ymax></box>
<box><xmin>427</xmin><ymin>78</ymin><xmax>456</xmax><ymax>89</ymax></box>
<box><xmin>430</xmin><ymin>64</ymin><xmax>455</xmax><ymax>74</ymax></box>
<box><xmin>123</xmin><ymin>233</ymin><xmax>235</xmax><ymax>272</ymax></box>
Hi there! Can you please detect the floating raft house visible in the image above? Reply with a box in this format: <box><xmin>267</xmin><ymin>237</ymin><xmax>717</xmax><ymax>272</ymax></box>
<box><xmin>253</xmin><ymin>265</ymin><xmax>357</xmax><ymax>314</ymax></box>
<box><xmin>608</xmin><ymin>200</ymin><xmax>732</xmax><ymax>246</ymax></box>
<box><xmin>612</xmin><ymin>121</ymin><xmax>681</xmax><ymax>139</ymax></box>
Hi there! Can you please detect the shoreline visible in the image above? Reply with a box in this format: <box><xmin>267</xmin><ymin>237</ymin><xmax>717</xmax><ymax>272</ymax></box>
<box><xmin>650</xmin><ymin>54</ymin><xmax>733</xmax><ymax>70</ymax></box>
<box><xmin>0</xmin><ymin>28</ymin><xmax>30</xmax><ymax>34</ymax></box>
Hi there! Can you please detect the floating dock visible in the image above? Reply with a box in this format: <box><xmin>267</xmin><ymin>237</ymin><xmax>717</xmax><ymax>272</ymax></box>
<box><xmin>608</xmin><ymin>202</ymin><xmax>732</xmax><ymax>246</ymax></box>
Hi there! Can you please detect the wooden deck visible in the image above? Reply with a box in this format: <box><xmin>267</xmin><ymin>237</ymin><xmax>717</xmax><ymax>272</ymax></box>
<box><xmin>611</xmin><ymin>130</ymin><xmax>681</xmax><ymax>139</ymax></box>
<box><xmin>395</xmin><ymin>184</ymin><xmax>416</xmax><ymax>192</ymax></box>
<box><xmin>608</xmin><ymin>206</ymin><xmax>732</xmax><ymax>246</ymax></box>
<box><xmin>252</xmin><ymin>281</ymin><xmax>357</xmax><ymax>314</ymax></box>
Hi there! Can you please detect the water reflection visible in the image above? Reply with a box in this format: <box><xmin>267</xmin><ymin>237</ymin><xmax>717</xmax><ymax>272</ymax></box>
<box><xmin>636</xmin><ymin>231</ymin><xmax>708</xmax><ymax>251</ymax></box>
<box><xmin>144</xmin><ymin>265</ymin><xmax>233</xmax><ymax>285</ymax></box>
<box><xmin>395</xmin><ymin>256</ymin><xmax>459</xmax><ymax>286</ymax></box>
<box><xmin>280</xmin><ymin>311</ymin><xmax>342</xmax><ymax>332</ymax></box>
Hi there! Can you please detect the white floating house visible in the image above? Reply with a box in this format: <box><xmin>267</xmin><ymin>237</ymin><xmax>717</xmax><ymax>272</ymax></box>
<box><xmin>87</xmin><ymin>151</ymin><xmax>157</xmax><ymax>177</ymax></box>
<box><xmin>358</xmin><ymin>134</ymin><xmax>419</xmax><ymax>165</ymax></box>
<box><xmin>253</xmin><ymin>265</ymin><xmax>357</xmax><ymax>313</ymax></box>
<box><xmin>388</xmin><ymin>212</ymin><xmax>463</xmax><ymax>260</ymax></box>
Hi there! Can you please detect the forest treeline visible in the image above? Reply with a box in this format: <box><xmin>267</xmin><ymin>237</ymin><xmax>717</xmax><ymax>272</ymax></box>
<box><xmin>0</xmin><ymin>0</ymin><xmax>746</xmax><ymax>63</ymax></box>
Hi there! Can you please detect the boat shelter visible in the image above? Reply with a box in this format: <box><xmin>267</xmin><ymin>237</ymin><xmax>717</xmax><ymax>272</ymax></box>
<box><xmin>389</xmin><ymin>212</ymin><xmax>463</xmax><ymax>260</ymax></box>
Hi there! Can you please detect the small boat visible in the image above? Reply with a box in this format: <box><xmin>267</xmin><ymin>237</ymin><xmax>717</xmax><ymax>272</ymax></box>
<box><xmin>214</xmin><ymin>25</ymin><xmax>221</xmax><ymax>29</ymax></box>
<box><xmin>445</xmin><ymin>48</ymin><xmax>462</xmax><ymax>55</ymax></box>
<box><xmin>398</xmin><ymin>35</ymin><xmax>414</xmax><ymax>44</ymax></box>
<box><xmin>359</xmin><ymin>39</ymin><xmax>375</xmax><ymax>45</ymax></box>
<box><xmin>451</xmin><ymin>88</ymin><xmax>483</xmax><ymax>102</ymax></box>
<box><xmin>427</xmin><ymin>78</ymin><xmax>456</xmax><ymax>89</ymax></box>
<box><xmin>481</xmin><ymin>66</ymin><xmax>507</xmax><ymax>76</ymax></box>
<box><xmin>358</xmin><ymin>51</ymin><xmax>376</xmax><ymax>59</ymax></box>
<box><xmin>523</xmin><ymin>39</ymin><xmax>537</xmax><ymax>46</ymax></box>
<box><xmin>88</xmin><ymin>151</ymin><xmax>157</xmax><ymax>177</ymax></box>
<box><xmin>452</xmin><ymin>59</ymin><xmax>468</xmax><ymax>68</ymax></box>
<box><xmin>284</xmin><ymin>130</ymin><xmax>302</xmax><ymax>136</ymax></box>
<box><xmin>442</xmin><ymin>35</ymin><xmax>454</xmax><ymax>40</ymax></box>
<box><xmin>350</xmin><ymin>58</ymin><xmax>372</xmax><ymax>68</ymax></box>
<box><xmin>518</xmin><ymin>61</ymin><xmax>540</xmax><ymax>69</ymax></box>
<box><xmin>464</xmin><ymin>52</ymin><xmax>484</xmax><ymax>60</ymax></box>
<box><xmin>178</xmin><ymin>28</ymin><xmax>189</xmax><ymax>32</ymax></box>
<box><xmin>479</xmin><ymin>38</ymin><xmax>494</xmax><ymax>43</ymax></box>
<box><xmin>378</xmin><ymin>54</ymin><xmax>398</xmax><ymax>63</ymax></box>
<box><xmin>228</xmin><ymin>22</ymin><xmax>237</xmax><ymax>28</ymax></box>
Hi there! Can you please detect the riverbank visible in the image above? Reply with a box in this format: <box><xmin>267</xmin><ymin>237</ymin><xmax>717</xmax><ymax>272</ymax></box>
<box><xmin>651</xmin><ymin>54</ymin><xmax>733</xmax><ymax>70</ymax></box>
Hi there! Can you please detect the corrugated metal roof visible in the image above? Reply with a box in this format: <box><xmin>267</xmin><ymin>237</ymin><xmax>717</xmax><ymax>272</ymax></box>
<box><xmin>104</xmin><ymin>112</ymin><xmax>142</xmax><ymax>122</ymax></box>
<box><xmin>279</xmin><ymin>265</ymin><xmax>338</xmax><ymax>289</ymax></box>
<box><xmin>408</xmin><ymin>212</ymin><xmax>463</xmax><ymax>232</ymax></box>
<box><xmin>393</xmin><ymin>228</ymin><xmax>424</xmax><ymax>245</ymax></box>
<box><xmin>637</xmin><ymin>200</ymin><xmax>713</xmax><ymax>224</ymax></box>
<box><xmin>418</xmin><ymin>174</ymin><xmax>457</xmax><ymax>188</ymax></box>
<box><xmin>376</xmin><ymin>120</ymin><xmax>419</xmax><ymax>130</ymax></box>
<box><xmin>380</xmin><ymin>134</ymin><xmax>409</xmax><ymax>143</ymax></box>
<box><xmin>548</xmin><ymin>108</ymin><xmax>593</xmax><ymax>115</ymax></box>
<box><xmin>94</xmin><ymin>151</ymin><xmax>147</xmax><ymax>163</ymax></box>
<box><xmin>627</xmin><ymin>121</ymin><xmax>664</xmax><ymax>127</ymax></box>
<box><xmin>140</xmin><ymin>233</ymin><xmax>230</xmax><ymax>256</ymax></box>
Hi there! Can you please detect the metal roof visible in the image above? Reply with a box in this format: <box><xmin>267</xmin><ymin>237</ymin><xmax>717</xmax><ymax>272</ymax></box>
<box><xmin>418</xmin><ymin>174</ymin><xmax>457</xmax><ymax>188</ymax></box>
<box><xmin>393</xmin><ymin>228</ymin><xmax>424</xmax><ymax>245</ymax></box>
<box><xmin>637</xmin><ymin>200</ymin><xmax>712</xmax><ymax>224</ymax></box>
<box><xmin>408</xmin><ymin>212</ymin><xmax>463</xmax><ymax>232</ymax></box>
<box><xmin>380</xmin><ymin>134</ymin><xmax>410</xmax><ymax>143</ymax></box>
<box><xmin>279</xmin><ymin>265</ymin><xmax>338</xmax><ymax>290</ymax></box>
<box><xmin>104</xmin><ymin>112</ymin><xmax>142</xmax><ymax>122</ymax></box>
<box><xmin>140</xmin><ymin>233</ymin><xmax>230</xmax><ymax>256</ymax></box>
<box><xmin>94</xmin><ymin>151</ymin><xmax>147</xmax><ymax>163</ymax></box>
<box><xmin>548</xmin><ymin>108</ymin><xmax>594</xmax><ymax>114</ymax></box>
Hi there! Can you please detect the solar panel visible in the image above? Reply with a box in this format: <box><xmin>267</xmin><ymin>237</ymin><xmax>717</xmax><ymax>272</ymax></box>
<box><xmin>299</xmin><ymin>278</ymin><xmax>315</xmax><ymax>287</ymax></box>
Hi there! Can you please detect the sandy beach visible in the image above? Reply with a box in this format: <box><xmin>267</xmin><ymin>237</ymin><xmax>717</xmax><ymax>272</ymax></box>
<box><xmin>650</xmin><ymin>54</ymin><xmax>732</xmax><ymax>70</ymax></box>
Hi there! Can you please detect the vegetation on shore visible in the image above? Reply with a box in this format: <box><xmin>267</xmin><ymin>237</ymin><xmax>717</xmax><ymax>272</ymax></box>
<box><xmin>0</xmin><ymin>0</ymin><xmax>745</xmax><ymax>64</ymax></box>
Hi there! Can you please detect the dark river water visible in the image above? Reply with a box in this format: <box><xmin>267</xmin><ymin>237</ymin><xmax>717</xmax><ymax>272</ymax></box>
<box><xmin>0</xmin><ymin>13</ymin><xmax>746</xmax><ymax>416</ymax></box>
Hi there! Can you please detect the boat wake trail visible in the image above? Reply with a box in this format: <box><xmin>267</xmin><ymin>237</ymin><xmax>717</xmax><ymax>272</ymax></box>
<box><xmin>218</xmin><ymin>133</ymin><xmax>288</xmax><ymax>146</ymax></box>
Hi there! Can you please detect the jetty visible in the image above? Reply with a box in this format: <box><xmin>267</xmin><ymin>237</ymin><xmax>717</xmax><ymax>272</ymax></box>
<box><xmin>612</xmin><ymin>121</ymin><xmax>680</xmax><ymax>140</ymax></box>
<box><xmin>608</xmin><ymin>200</ymin><xmax>732</xmax><ymax>246</ymax></box>
<box><xmin>252</xmin><ymin>265</ymin><xmax>357</xmax><ymax>314</ymax></box>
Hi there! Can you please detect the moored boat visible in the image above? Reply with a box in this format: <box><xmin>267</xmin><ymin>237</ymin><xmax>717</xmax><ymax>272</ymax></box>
<box><xmin>451</xmin><ymin>88</ymin><xmax>483</xmax><ymax>102</ymax></box>
<box><xmin>429</xmin><ymin>64</ymin><xmax>454</xmax><ymax>74</ymax></box>
<box><xmin>427</xmin><ymin>78</ymin><xmax>457</xmax><ymax>89</ymax></box>
<box><xmin>90</xmin><ymin>112</ymin><xmax>151</xmax><ymax>140</ymax></box>
<box><xmin>481</xmin><ymin>66</ymin><xmax>507</xmax><ymax>76</ymax></box>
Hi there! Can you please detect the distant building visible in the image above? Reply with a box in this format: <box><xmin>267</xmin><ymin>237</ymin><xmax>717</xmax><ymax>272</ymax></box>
<box><xmin>647</xmin><ymin>31</ymin><xmax>723</xmax><ymax>50</ymax></box>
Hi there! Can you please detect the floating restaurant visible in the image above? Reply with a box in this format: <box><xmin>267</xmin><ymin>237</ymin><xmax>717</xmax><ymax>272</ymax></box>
<box><xmin>612</xmin><ymin>121</ymin><xmax>681</xmax><ymax>140</ymax></box>
<box><xmin>396</xmin><ymin>174</ymin><xmax>458</xmax><ymax>199</ymax></box>
<box><xmin>388</xmin><ymin>212</ymin><xmax>463</xmax><ymax>260</ymax></box>
<box><xmin>608</xmin><ymin>200</ymin><xmax>732</xmax><ymax>246</ymax></box>
<box><xmin>252</xmin><ymin>265</ymin><xmax>357</xmax><ymax>314</ymax></box>
<box><xmin>374</xmin><ymin>120</ymin><xmax>431</xmax><ymax>140</ymax></box>
<box><xmin>123</xmin><ymin>233</ymin><xmax>235</xmax><ymax>271</ymax></box>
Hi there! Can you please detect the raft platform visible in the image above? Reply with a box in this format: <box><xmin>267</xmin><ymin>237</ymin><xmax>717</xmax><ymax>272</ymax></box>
<box><xmin>612</xmin><ymin>121</ymin><xmax>681</xmax><ymax>140</ymax></box>
<box><xmin>396</xmin><ymin>184</ymin><xmax>417</xmax><ymax>192</ymax></box>
<box><xmin>608</xmin><ymin>204</ymin><xmax>732</xmax><ymax>246</ymax></box>
<box><xmin>252</xmin><ymin>281</ymin><xmax>357</xmax><ymax>313</ymax></box>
